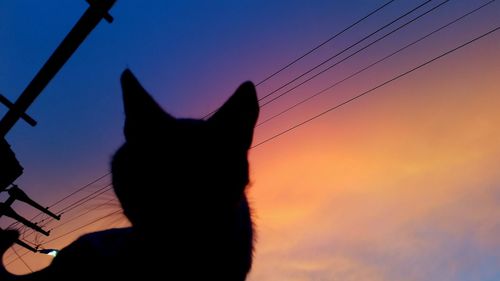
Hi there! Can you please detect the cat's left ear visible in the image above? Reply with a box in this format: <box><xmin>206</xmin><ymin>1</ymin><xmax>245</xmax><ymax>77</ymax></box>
<box><xmin>208</xmin><ymin>81</ymin><xmax>259</xmax><ymax>150</ymax></box>
<box><xmin>120</xmin><ymin>69</ymin><xmax>174</xmax><ymax>142</ymax></box>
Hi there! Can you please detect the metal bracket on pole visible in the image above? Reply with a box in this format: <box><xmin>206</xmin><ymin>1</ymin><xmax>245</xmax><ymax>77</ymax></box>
<box><xmin>0</xmin><ymin>0</ymin><xmax>117</xmax><ymax>253</ymax></box>
<box><xmin>0</xmin><ymin>94</ymin><xmax>37</xmax><ymax>127</ymax></box>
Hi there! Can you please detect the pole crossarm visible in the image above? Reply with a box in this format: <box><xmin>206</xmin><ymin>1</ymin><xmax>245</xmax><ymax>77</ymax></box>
<box><xmin>0</xmin><ymin>0</ymin><xmax>116</xmax><ymax>137</ymax></box>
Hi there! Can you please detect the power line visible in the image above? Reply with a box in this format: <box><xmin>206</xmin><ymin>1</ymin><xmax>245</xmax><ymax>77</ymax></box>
<box><xmin>5</xmin><ymin>210</ymin><xmax>123</xmax><ymax>266</ymax></box>
<box><xmin>15</xmin><ymin>1</ymin><xmax>430</xmax><ymax>217</ymax></box>
<box><xmin>28</xmin><ymin>2</ymin><xmax>420</xmax><ymax>217</ymax></box>
<box><xmin>201</xmin><ymin>0</ymin><xmax>398</xmax><ymax>119</ymax></box>
<box><xmin>0</xmin><ymin>1</ymin><xmax>402</xmax><ymax>270</ymax></box>
<box><xmin>48</xmin><ymin>198</ymin><xmax>118</xmax><ymax>233</ymax></box>
<box><xmin>1</xmin><ymin>0</ymin><xmax>469</xmax><ymax>251</ymax></box>
<box><xmin>5</xmin><ymin>0</ymin><xmax>496</xmax><ymax>269</ymax></box>
<box><xmin>15</xmin><ymin>205</ymin><xmax>121</xmax><ymax>263</ymax></box>
<box><xmin>4</xmin><ymin>183</ymin><xmax>114</xmax><ymax>260</ymax></box>
<box><xmin>257</xmin><ymin>0</ymin><xmax>433</xmax><ymax>103</ymax></box>
<box><xmin>4</xmin><ymin>196</ymin><xmax>118</xmax><ymax>262</ymax></box>
<box><xmin>18</xmin><ymin>184</ymin><xmax>112</xmax><ymax>237</ymax></box>
<box><xmin>257</xmin><ymin>0</ymin><xmax>496</xmax><ymax>127</ymax></box>
<box><xmin>252</xmin><ymin>25</ymin><xmax>500</xmax><ymax>149</ymax></box>
<box><xmin>13</xmin><ymin>183</ymin><xmax>112</xmax><ymax>232</ymax></box>
<box><xmin>5</xmin><ymin>172</ymin><xmax>110</xmax><ymax>230</ymax></box>
<box><xmin>39</xmin><ymin>210</ymin><xmax>122</xmax><ymax>246</ymax></box>
<box><xmin>11</xmin><ymin>246</ymin><xmax>33</xmax><ymax>273</ymax></box>
<box><xmin>29</xmin><ymin>183</ymin><xmax>113</xmax><ymax>231</ymax></box>
<box><xmin>6</xmin><ymin>2</ymin><xmax>430</xmax><ymax>219</ymax></box>
<box><xmin>255</xmin><ymin>0</ymin><xmax>397</xmax><ymax>87</ymax></box>
<box><xmin>48</xmin><ymin>173</ymin><xmax>110</xmax><ymax>209</ymax></box>
<box><xmin>17</xmin><ymin>232</ymin><xmax>38</xmax><ymax>247</ymax></box>
<box><xmin>56</xmin><ymin>183</ymin><xmax>113</xmax><ymax>215</ymax></box>
<box><xmin>14</xmin><ymin>197</ymin><xmax>118</xmax><ymax>247</ymax></box>
<box><xmin>259</xmin><ymin>0</ymin><xmax>452</xmax><ymax>108</ymax></box>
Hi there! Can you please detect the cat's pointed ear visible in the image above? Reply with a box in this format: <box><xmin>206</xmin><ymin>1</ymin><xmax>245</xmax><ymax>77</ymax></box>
<box><xmin>208</xmin><ymin>81</ymin><xmax>259</xmax><ymax>150</ymax></box>
<box><xmin>120</xmin><ymin>69</ymin><xmax>174</xmax><ymax>141</ymax></box>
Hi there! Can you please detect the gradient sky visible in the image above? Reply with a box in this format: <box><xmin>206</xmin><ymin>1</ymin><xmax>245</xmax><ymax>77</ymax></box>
<box><xmin>1</xmin><ymin>0</ymin><xmax>499</xmax><ymax>280</ymax></box>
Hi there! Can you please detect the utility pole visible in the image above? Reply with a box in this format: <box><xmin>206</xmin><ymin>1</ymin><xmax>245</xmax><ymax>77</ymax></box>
<box><xmin>0</xmin><ymin>0</ymin><xmax>117</xmax><ymax>253</ymax></box>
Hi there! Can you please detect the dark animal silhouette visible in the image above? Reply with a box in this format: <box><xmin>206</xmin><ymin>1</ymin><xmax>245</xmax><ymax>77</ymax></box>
<box><xmin>0</xmin><ymin>69</ymin><xmax>259</xmax><ymax>280</ymax></box>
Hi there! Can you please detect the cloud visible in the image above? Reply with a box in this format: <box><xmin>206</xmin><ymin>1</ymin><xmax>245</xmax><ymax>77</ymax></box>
<box><xmin>249</xmin><ymin>129</ymin><xmax>500</xmax><ymax>281</ymax></box>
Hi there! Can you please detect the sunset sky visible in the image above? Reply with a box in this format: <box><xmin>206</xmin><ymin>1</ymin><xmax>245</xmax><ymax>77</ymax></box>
<box><xmin>1</xmin><ymin>0</ymin><xmax>499</xmax><ymax>280</ymax></box>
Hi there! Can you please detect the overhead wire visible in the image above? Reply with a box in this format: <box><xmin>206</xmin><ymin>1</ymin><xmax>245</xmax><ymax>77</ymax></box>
<box><xmin>11</xmin><ymin>246</ymin><xmax>33</xmax><ymax>273</ymax></box>
<box><xmin>259</xmin><ymin>0</ymin><xmax>452</xmax><ymax>108</ymax></box>
<box><xmin>4</xmin><ymin>198</ymin><xmax>120</xmax><ymax>263</ymax></box>
<box><xmin>202</xmin><ymin>0</ymin><xmax>399</xmax><ymax>119</ymax></box>
<box><xmin>257</xmin><ymin>0</ymin><xmax>434</xmax><ymax>103</ymax></box>
<box><xmin>3</xmin><ymin>184</ymin><xmax>114</xmax><ymax>261</ymax></box>
<box><xmin>37</xmin><ymin>210</ymin><xmax>123</xmax><ymax>247</ymax></box>
<box><xmin>252</xmin><ymin>25</ymin><xmax>500</xmax><ymax>149</ymax></box>
<box><xmin>255</xmin><ymin>0</ymin><xmax>397</xmax><ymax>87</ymax></box>
<box><xmin>5</xmin><ymin>172</ymin><xmax>110</xmax><ymax>230</ymax></box>
<box><xmin>48</xmin><ymin>198</ymin><xmax>119</xmax><ymax>233</ymax></box>
<box><xmin>0</xmin><ymin>1</ymin><xmax>424</xmax><ymax>234</ymax></box>
<box><xmin>7</xmin><ymin>183</ymin><xmax>113</xmax><ymax>238</ymax></box>
<box><xmin>47</xmin><ymin>173</ymin><xmax>111</xmax><ymax>210</ymax></box>
<box><xmin>5</xmin><ymin>210</ymin><xmax>123</xmax><ymax>267</ymax></box>
<box><xmin>0</xmin><ymin>0</ymin><xmax>404</xmax><ymax>247</ymax></box>
<box><xmin>11</xmin><ymin>197</ymin><xmax>118</xmax><ymax>250</ymax></box>
<box><xmin>257</xmin><ymin>0</ymin><xmax>496</xmax><ymax>127</ymax></box>
<box><xmin>55</xmin><ymin>183</ymin><xmax>113</xmax><ymax>216</ymax></box>
<box><xmin>4</xmin><ymin>0</ymin><xmax>498</xmax><ymax>269</ymax></box>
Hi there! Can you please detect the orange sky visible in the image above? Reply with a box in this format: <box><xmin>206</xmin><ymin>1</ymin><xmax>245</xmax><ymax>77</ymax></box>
<box><xmin>2</xmin><ymin>1</ymin><xmax>499</xmax><ymax>280</ymax></box>
<box><xmin>248</xmin><ymin>33</ymin><xmax>500</xmax><ymax>280</ymax></box>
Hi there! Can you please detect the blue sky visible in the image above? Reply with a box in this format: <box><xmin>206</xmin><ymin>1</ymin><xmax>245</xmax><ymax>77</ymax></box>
<box><xmin>1</xmin><ymin>1</ymin><xmax>499</xmax><ymax>279</ymax></box>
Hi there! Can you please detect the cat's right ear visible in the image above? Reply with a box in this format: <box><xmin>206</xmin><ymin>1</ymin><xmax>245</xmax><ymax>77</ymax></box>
<box><xmin>208</xmin><ymin>81</ymin><xmax>259</xmax><ymax>150</ymax></box>
<box><xmin>120</xmin><ymin>69</ymin><xmax>174</xmax><ymax>142</ymax></box>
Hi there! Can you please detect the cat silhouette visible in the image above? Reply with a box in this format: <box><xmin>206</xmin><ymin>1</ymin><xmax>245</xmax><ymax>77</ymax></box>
<box><xmin>0</xmin><ymin>69</ymin><xmax>259</xmax><ymax>280</ymax></box>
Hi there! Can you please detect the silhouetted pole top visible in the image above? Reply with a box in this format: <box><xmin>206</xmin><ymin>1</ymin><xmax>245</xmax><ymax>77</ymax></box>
<box><xmin>0</xmin><ymin>0</ymin><xmax>116</xmax><ymax>138</ymax></box>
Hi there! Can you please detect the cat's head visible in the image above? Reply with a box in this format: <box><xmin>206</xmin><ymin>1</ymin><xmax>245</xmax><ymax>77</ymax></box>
<box><xmin>111</xmin><ymin>69</ymin><xmax>258</xmax><ymax>278</ymax></box>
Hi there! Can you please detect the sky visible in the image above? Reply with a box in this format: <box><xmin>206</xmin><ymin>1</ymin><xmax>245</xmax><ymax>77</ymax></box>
<box><xmin>1</xmin><ymin>0</ymin><xmax>499</xmax><ymax>279</ymax></box>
